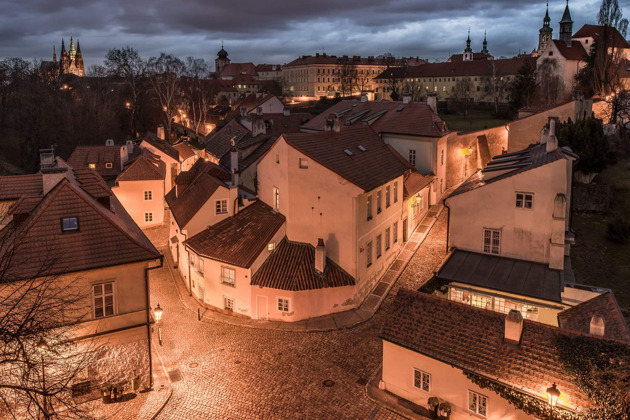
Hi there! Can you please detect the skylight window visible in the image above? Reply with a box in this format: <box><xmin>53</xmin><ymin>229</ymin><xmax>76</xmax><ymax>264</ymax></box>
<box><xmin>61</xmin><ymin>217</ymin><xmax>79</xmax><ymax>232</ymax></box>
<box><xmin>358</xmin><ymin>145</ymin><xmax>366</xmax><ymax>152</ymax></box>
<box><xmin>344</xmin><ymin>149</ymin><xmax>353</xmax><ymax>156</ymax></box>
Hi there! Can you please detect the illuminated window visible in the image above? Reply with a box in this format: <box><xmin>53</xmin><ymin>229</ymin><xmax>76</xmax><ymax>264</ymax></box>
<box><xmin>394</xmin><ymin>182</ymin><xmax>398</xmax><ymax>203</ymax></box>
<box><xmin>483</xmin><ymin>229</ymin><xmax>500</xmax><ymax>255</ymax></box>
<box><xmin>224</xmin><ymin>296</ymin><xmax>234</xmax><ymax>312</ymax></box>
<box><xmin>471</xmin><ymin>293</ymin><xmax>491</xmax><ymax>309</ymax></box>
<box><xmin>61</xmin><ymin>217</ymin><xmax>79</xmax><ymax>232</ymax></box>
<box><xmin>267</xmin><ymin>243</ymin><xmax>275</xmax><ymax>252</ymax></box>
<box><xmin>215</xmin><ymin>199</ymin><xmax>228</xmax><ymax>214</ymax></box>
<box><xmin>376</xmin><ymin>234</ymin><xmax>382</xmax><ymax>258</ymax></box>
<box><xmin>393</xmin><ymin>222</ymin><xmax>398</xmax><ymax>243</ymax></box>
<box><xmin>88</xmin><ymin>163</ymin><xmax>96</xmax><ymax>169</ymax></box>
<box><xmin>367</xmin><ymin>195</ymin><xmax>373</xmax><ymax>220</ymax></box>
<box><xmin>144</xmin><ymin>212</ymin><xmax>153</xmax><ymax>222</ymax></box>
<box><xmin>408</xmin><ymin>149</ymin><xmax>416</xmax><ymax>166</ymax></box>
<box><xmin>105</xmin><ymin>162</ymin><xmax>113</xmax><ymax>169</ymax></box>
<box><xmin>93</xmin><ymin>282</ymin><xmax>114</xmax><ymax>319</ymax></box>
<box><xmin>468</xmin><ymin>391</ymin><xmax>487</xmax><ymax>417</ymax></box>
<box><xmin>144</xmin><ymin>191</ymin><xmax>152</xmax><ymax>201</ymax></box>
<box><xmin>413</xmin><ymin>369</ymin><xmax>431</xmax><ymax>392</ymax></box>
<box><xmin>278</xmin><ymin>298</ymin><xmax>289</xmax><ymax>312</ymax></box>
<box><xmin>515</xmin><ymin>193</ymin><xmax>533</xmax><ymax>209</ymax></box>
<box><xmin>221</xmin><ymin>267</ymin><xmax>235</xmax><ymax>286</ymax></box>
<box><xmin>366</xmin><ymin>241</ymin><xmax>373</xmax><ymax>267</ymax></box>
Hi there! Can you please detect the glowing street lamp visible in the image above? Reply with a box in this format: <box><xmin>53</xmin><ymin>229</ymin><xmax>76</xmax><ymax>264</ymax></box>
<box><xmin>153</xmin><ymin>304</ymin><xmax>163</xmax><ymax>346</ymax></box>
<box><xmin>547</xmin><ymin>383</ymin><xmax>560</xmax><ymax>407</ymax></box>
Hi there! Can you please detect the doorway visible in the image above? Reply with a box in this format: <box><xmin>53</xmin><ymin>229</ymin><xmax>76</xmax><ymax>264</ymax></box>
<box><xmin>256</xmin><ymin>295</ymin><xmax>268</xmax><ymax>320</ymax></box>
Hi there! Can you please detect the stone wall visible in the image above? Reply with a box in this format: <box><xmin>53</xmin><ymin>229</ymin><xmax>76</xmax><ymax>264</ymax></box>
<box><xmin>89</xmin><ymin>336</ymin><xmax>151</xmax><ymax>391</ymax></box>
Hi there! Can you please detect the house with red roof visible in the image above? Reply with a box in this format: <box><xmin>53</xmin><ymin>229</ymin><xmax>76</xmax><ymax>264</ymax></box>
<box><xmin>0</xmin><ymin>153</ymin><xmax>161</xmax><ymax>394</ymax></box>
<box><xmin>67</xmin><ymin>139</ymin><xmax>142</xmax><ymax>186</ymax></box>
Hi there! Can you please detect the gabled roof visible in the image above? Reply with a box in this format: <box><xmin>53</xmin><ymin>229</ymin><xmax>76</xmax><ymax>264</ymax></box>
<box><xmin>0</xmin><ymin>171</ymin><xmax>159</xmax><ymax>280</ymax></box>
<box><xmin>447</xmin><ymin>52</ymin><xmax>493</xmax><ymax>62</ymax></box>
<box><xmin>436</xmin><ymin>249</ymin><xmax>563</xmax><ymax>302</ymax></box>
<box><xmin>205</xmin><ymin>119</ymin><xmax>250</xmax><ymax>159</ymax></box>
<box><xmin>558</xmin><ymin>292</ymin><xmax>630</xmax><ymax>343</ymax></box>
<box><xmin>219</xmin><ymin>62</ymin><xmax>256</xmax><ymax>78</ymax></box>
<box><xmin>67</xmin><ymin>144</ymin><xmax>142</xmax><ymax>182</ymax></box>
<box><xmin>255</xmin><ymin>64</ymin><xmax>282</xmax><ymax>72</ymax></box>
<box><xmin>139</xmin><ymin>134</ymin><xmax>180</xmax><ymax>161</ymax></box>
<box><xmin>300</xmin><ymin>100</ymin><xmax>448</xmax><ymax>138</ymax></box>
<box><xmin>550</xmin><ymin>40</ymin><xmax>588</xmax><ymax>61</ymax></box>
<box><xmin>117</xmin><ymin>156</ymin><xmax>165</xmax><ymax>182</ymax></box>
<box><xmin>0</xmin><ymin>174</ymin><xmax>43</xmax><ymax>200</ymax></box>
<box><xmin>251</xmin><ymin>238</ymin><xmax>355</xmax><ymax>291</ymax></box>
<box><xmin>381</xmin><ymin>290</ymin><xmax>596</xmax><ymax>411</ymax></box>
<box><xmin>572</xmin><ymin>24</ymin><xmax>630</xmax><ymax>49</ymax></box>
<box><xmin>173</xmin><ymin>142</ymin><xmax>196</xmax><ymax>160</ymax></box>
<box><xmin>281</xmin><ymin>126</ymin><xmax>410</xmax><ymax>192</ymax></box>
<box><xmin>184</xmin><ymin>201</ymin><xmax>285</xmax><ymax>268</ymax></box>
<box><xmin>447</xmin><ymin>143</ymin><xmax>578</xmax><ymax>198</ymax></box>
<box><xmin>387</xmin><ymin>144</ymin><xmax>435</xmax><ymax>197</ymax></box>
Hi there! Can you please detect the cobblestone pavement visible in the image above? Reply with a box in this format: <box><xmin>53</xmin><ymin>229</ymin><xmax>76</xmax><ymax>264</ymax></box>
<box><xmin>148</xmin><ymin>212</ymin><xmax>447</xmax><ymax>420</ymax></box>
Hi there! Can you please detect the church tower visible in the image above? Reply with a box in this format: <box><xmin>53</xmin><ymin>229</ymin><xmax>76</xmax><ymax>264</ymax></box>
<box><xmin>559</xmin><ymin>0</ymin><xmax>573</xmax><ymax>46</ymax></box>
<box><xmin>538</xmin><ymin>2</ymin><xmax>553</xmax><ymax>54</ymax></box>
<box><xmin>75</xmin><ymin>40</ymin><xmax>85</xmax><ymax>77</ymax></box>
<box><xmin>215</xmin><ymin>41</ymin><xmax>230</xmax><ymax>75</ymax></box>
<box><xmin>60</xmin><ymin>38</ymin><xmax>69</xmax><ymax>74</ymax></box>
<box><xmin>481</xmin><ymin>31</ymin><xmax>489</xmax><ymax>55</ymax></box>
<box><xmin>463</xmin><ymin>29</ymin><xmax>473</xmax><ymax>61</ymax></box>
<box><xmin>58</xmin><ymin>37</ymin><xmax>85</xmax><ymax>77</ymax></box>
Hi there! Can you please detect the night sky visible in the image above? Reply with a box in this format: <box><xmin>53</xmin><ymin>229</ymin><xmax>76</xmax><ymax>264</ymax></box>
<box><xmin>1</xmin><ymin>0</ymin><xmax>602</xmax><ymax>71</ymax></box>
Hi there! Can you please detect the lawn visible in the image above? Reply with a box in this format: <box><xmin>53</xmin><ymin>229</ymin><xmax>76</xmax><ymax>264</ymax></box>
<box><xmin>440</xmin><ymin>111</ymin><xmax>512</xmax><ymax>132</ymax></box>
<box><xmin>571</xmin><ymin>157</ymin><xmax>630</xmax><ymax>321</ymax></box>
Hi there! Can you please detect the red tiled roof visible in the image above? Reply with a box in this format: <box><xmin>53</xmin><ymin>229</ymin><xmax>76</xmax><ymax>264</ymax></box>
<box><xmin>139</xmin><ymin>135</ymin><xmax>180</xmax><ymax>161</ymax></box>
<box><xmin>572</xmin><ymin>24</ymin><xmax>630</xmax><ymax>49</ymax></box>
<box><xmin>301</xmin><ymin>100</ymin><xmax>448</xmax><ymax>137</ymax></box>
<box><xmin>219</xmin><ymin>62</ymin><xmax>256</xmax><ymax>78</ymax></box>
<box><xmin>67</xmin><ymin>144</ymin><xmax>142</xmax><ymax>183</ymax></box>
<box><xmin>251</xmin><ymin>238</ymin><xmax>355</xmax><ymax>291</ymax></box>
<box><xmin>404</xmin><ymin>170</ymin><xmax>434</xmax><ymax>199</ymax></box>
<box><xmin>551</xmin><ymin>40</ymin><xmax>588</xmax><ymax>61</ymax></box>
<box><xmin>381</xmin><ymin>56</ymin><xmax>535</xmax><ymax>79</ymax></box>
<box><xmin>447</xmin><ymin>52</ymin><xmax>493</xmax><ymax>62</ymax></box>
<box><xmin>558</xmin><ymin>292</ymin><xmax>630</xmax><ymax>343</ymax></box>
<box><xmin>205</xmin><ymin>119</ymin><xmax>250</xmax><ymax>158</ymax></box>
<box><xmin>281</xmin><ymin>126</ymin><xmax>410</xmax><ymax>192</ymax></box>
<box><xmin>381</xmin><ymin>290</ymin><xmax>596</xmax><ymax>410</ymax></box>
<box><xmin>0</xmin><ymin>176</ymin><xmax>159</xmax><ymax>280</ymax></box>
<box><xmin>284</xmin><ymin>54</ymin><xmax>426</xmax><ymax>68</ymax></box>
<box><xmin>255</xmin><ymin>64</ymin><xmax>282</xmax><ymax>72</ymax></box>
<box><xmin>0</xmin><ymin>174</ymin><xmax>43</xmax><ymax>200</ymax></box>
<box><xmin>173</xmin><ymin>142</ymin><xmax>196</xmax><ymax>161</ymax></box>
<box><xmin>117</xmin><ymin>156</ymin><xmax>165</xmax><ymax>182</ymax></box>
<box><xmin>184</xmin><ymin>201</ymin><xmax>285</xmax><ymax>268</ymax></box>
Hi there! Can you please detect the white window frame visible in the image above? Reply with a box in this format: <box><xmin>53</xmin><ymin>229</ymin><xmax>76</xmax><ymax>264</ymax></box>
<box><xmin>220</xmin><ymin>266</ymin><xmax>235</xmax><ymax>286</ymax></box>
<box><xmin>92</xmin><ymin>282</ymin><xmax>115</xmax><ymax>319</ymax></box>
<box><xmin>61</xmin><ymin>217</ymin><xmax>79</xmax><ymax>232</ymax></box>
<box><xmin>277</xmin><ymin>297</ymin><xmax>290</xmax><ymax>312</ymax></box>
<box><xmin>144</xmin><ymin>190</ymin><xmax>152</xmax><ymax>201</ymax></box>
<box><xmin>215</xmin><ymin>199</ymin><xmax>228</xmax><ymax>215</ymax></box>
<box><xmin>483</xmin><ymin>229</ymin><xmax>501</xmax><ymax>255</ymax></box>
<box><xmin>105</xmin><ymin>162</ymin><xmax>113</xmax><ymax>169</ymax></box>
<box><xmin>468</xmin><ymin>390</ymin><xmax>488</xmax><ymax>417</ymax></box>
<box><xmin>393</xmin><ymin>222</ymin><xmax>398</xmax><ymax>243</ymax></box>
<box><xmin>515</xmin><ymin>192</ymin><xmax>534</xmax><ymax>209</ymax></box>
<box><xmin>144</xmin><ymin>212</ymin><xmax>153</xmax><ymax>223</ymax></box>
<box><xmin>273</xmin><ymin>187</ymin><xmax>280</xmax><ymax>211</ymax></box>
<box><xmin>223</xmin><ymin>295</ymin><xmax>234</xmax><ymax>312</ymax></box>
<box><xmin>408</xmin><ymin>149</ymin><xmax>416</xmax><ymax>166</ymax></box>
<box><xmin>413</xmin><ymin>368</ymin><xmax>431</xmax><ymax>392</ymax></box>
<box><xmin>267</xmin><ymin>243</ymin><xmax>275</xmax><ymax>252</ymax></box>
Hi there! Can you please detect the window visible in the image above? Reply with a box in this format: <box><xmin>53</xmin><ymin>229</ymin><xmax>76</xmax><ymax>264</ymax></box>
<box><xmin>197</xmin><ymin>257</ymin><xmax>204</xmax><ymax>274</ymax></box>
<box><xmin>515</xmin><ymin>193</ymin><xmax>533</xmax><ymax>209</ymax></box>
<box><xmin>376</xmin><ymin>190</ymin><xmax>382</xmax><ymax>213</ymax></box>
<box><xmin>440</xmin><ymin>179</ymin><xmax>443</xmax><ymax>194</ymax></box>
<box><xmin>366</xmin><ymin>241</ymin><xmax>373</xmax><ymax>267</ymax></box>
<box><xmin>221</xmin><ymin>266</ymin><xmax>235</xmax><ymax>286</ymax></box>
<box><xmin>267</xmin><ymin>243</ymin><xmax>275</xmax><ymax>252</ymax></box>
<box><xmin>88</xmin><ymin>163</ymin><xmax>96</xmax><ymax>169</ymax></box>
<box><xmin>483</xmin><ymin>229</ymin><xmax>501</xmax><ymax>255</ymax></box>
<box><xmin>549</xmin><ymin>51</ymin><xmax>553</xmax><ymax>56</ymax></box>
<box><xmin>413</xmin><ymin>368</ymin><xmax>431</xmax><ymax>392</ymax></box>
<box><xmin>376</xmin><ymin>234</ymin><xmax>382</xmax><ymax>258</ymax></box>
<box><xmin>215</xmin><ymin>199</ymin><xmax>228</xmax><ymax>214</ymax></box>
<box><xmin>144</xmin><ymin>191</ymin><xmax>152</xmax><ymax>201</ymax></box>
<box><xmin>105</xmin><ymin>162</ymin><xmax>113</xmax><ymax>169</ymax></box>
<box><xmin>61</xmin><ymin>217</ymin><xmax>78</xmax><ymax>232</ymax></box>
<box><xmin>385</xmin><ymin>227</ymin><xmax>391</xmax><ymax>250</ymax></box>
<box><xmin>144</xmin><ymin>213</ymin><xmax>153</xmax><ymax>223</ymax></box>
<box><xmin>367</xmin><ymin>195</ymin><xmax>373</xmax><ymax>220</ymax></box>
<box><xmin>408</xmin><ymin>149</ymin><xmax>416</xmax><ymax>166</ymax></box>
<box><xmin>93</xmin><ymin>282</ymin><xmax>114</xmax><ymax>319</ymax></box>
<box><xmin>468</xmin><ymin>391</ymin><xmax>488</xmax><ymax>417</ymax></box>
<box><xmin>299</xmin><ymin>158</ymin><xmax>308</xmax><ymax>169</ymax></box>
<box><xmin>224</xmin><ymin>296</ymin><xmax>234</xmax><ymax>312</ymax></box>
<box><xmin>394</xmin><ymin>182</ymin><xmax>398</xmax><ymax>203</ymax></box>
<box><xmin>440</xmin><ymin>149</ymin><xmax>444</xmax><ymax>166</ymax></box>
<box><xmin>393</xmin><ymin>222</ymin><xmax>398</xmax><ymax>243</ymax></box>
<box><xmin>385</xmin><ymin>186</ymin><xmax>391</xmax><ymax>208</ymax></box>
<box><xmin>278</xmin><ymin>298</ymin><xmax>289</xmax><ymax>312</ymax></box>
<box><xmin>273</xmin><ymin>187</ymin><xmax>280</xmax><ymax>211</ymax></box>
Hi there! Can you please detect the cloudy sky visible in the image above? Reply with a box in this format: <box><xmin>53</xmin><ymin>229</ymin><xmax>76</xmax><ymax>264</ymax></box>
<box><xmin>1</xmin><ymin>0</ymin><xmax>603</xmax><ymax>70</ymax></box>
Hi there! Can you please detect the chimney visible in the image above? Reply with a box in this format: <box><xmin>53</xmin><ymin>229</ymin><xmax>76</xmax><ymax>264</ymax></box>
<box><xmin>252</xmin><ymin>118</ymin><xmax>267</xmax><ymax>137</ymax></box>
<box><xmin>126</xmin><ymin>140</ymin><xmax>134</xmax><ymax>154</ymax></box>
<box><xmin>283</xmin><ymin>106</ymin><xmax>290</xmax><ymax>117</ymax></box>
<box><xmin>590</xmin><ymin>315</ymin><xmax>605</xmax><ymax>337</ymax></box>
<box><xmin>256</xmin><ymin>106</ymin><xmax>263</xmax><ymax>116</ymax></box>
<box><xmin>402</xmin><ymin>94</ymin><xmax>411</xmax><ymax>104</ymax></box>
<box><xmin>230</xmin><ymin>146</ymin><xmax>240</xmax><ymax>186</ymax></box>
<box><xmin>120</xmin><ymin>145</ymin><xmax>129</xmax><ymax>170</ymax></box>
<box><xmin>426</xmin><ymin>95</ymin><xmax>437</xmax><ymax>114</ymax></box>
<box><xmin>105</xmin><ymin>139</ymin><xmax>114</xmax><ymax>146</ymax></box>
<box><xmin>157</xmin><ymin>125</ymin><xmax>165</xmax><ymax>140</ymax></box>
<box><xmin>549</xmin><ymin>119</ymin><xmax>556</xmax><ymax>136</ymax></box>
<box><xmin>315</xmin><ymin>238</ymin><xmax>326</xmax><ymax>274</ymax></box>
<box><xmin>39</xmin><ymin>148</ymin><xmax>55</xmax><ymax>169</ymax></box>
<box><xmin>540</xmin><ymin>127</ymin><xmax>550</xmax><ymax>144</ymax></box>
<box><xmin>325</xmin><ymin>114</ymin><xmax>341</xmax><ymax>132</ymax></box>
<box><xmin>504</xmin><ymin>310</ymin><xmax>523</xmax><ymax>345</ymax></box>
<box><xmin>240</xmin><ymin>106</ymin><xmax>247</xmax><ymax>117</ymax></box>
<box><xmin>360</xmin><ymin>94</ymin><xmax>368</xmax><ymax>103</ymax></box>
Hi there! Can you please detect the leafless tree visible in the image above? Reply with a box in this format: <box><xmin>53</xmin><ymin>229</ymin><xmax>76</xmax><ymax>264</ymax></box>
<box><xmin>338</xmin><ymin>58</ymin><xmax>358</xmax><ymax>97</ymax></box>
<box><xmin>146</xmin><ymin>53</ymin><xmax>185</xmax><ymax>143</ymax></box>
<box><xmin>181</xmin><ymin>57</ymin><xmax>215</xmax><ymax>135</ymax></box>
<box><xmin>483</xmin><ymin>61</ymin><xmax>510</xmax><ymax>114</ymax></box>
<box><xmin>452</xmin><ymin>77</ymin><xmax>474</xmax><ymax>116</ymax></box>
<box><xmin>536</xmin><ymin>58</ymin><xmax>564</xmax><ymax>106</ymax></box>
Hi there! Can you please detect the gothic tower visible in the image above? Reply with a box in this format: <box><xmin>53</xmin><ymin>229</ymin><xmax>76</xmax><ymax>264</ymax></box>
<box><xmin>75</xmin><ymin>40</ymin><xmax>85</xmax><ymax>76</ymax></box>
<box><xmin>58</xmin><ymin>36</ymin><xmax>85</xmax><ymax>77</ymax></box>
<box><xmin>59</xmin><ymin>38</ymin><xmax>69</xmax><ymax>74</ymax></box>
<box><xmin>481</xmin><ymin>31</ymin><xmax>489</xmax><ymax>55</ymax></box>
<box><xmin>215</xmin><ymin>41</ymin><xmax>230</xmax><ymax>75</ymax></box>
<box><xmin>559</xmin><ymin>0</ymin><xmax>573</xmax><ymax>46</ymax></box>
<box><xmin>463</xmin><ymin>29</ymin><xmax>473</xmax><ymax>61</ymax></box>
<box><xmin>538</xmin><ymin>2</ymin><xmax>553</xmax><ymax>54</ymax></box>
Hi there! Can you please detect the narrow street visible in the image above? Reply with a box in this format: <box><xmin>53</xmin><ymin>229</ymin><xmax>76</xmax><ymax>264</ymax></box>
<box><xmin>147</xmin><ymin>211</ymin><xmax>447</xmax><ymax>419</ymax></box>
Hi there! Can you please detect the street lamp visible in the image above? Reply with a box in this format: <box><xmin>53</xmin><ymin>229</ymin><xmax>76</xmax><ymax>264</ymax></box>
<box><xmin>36</xmin><ymin>338</ymin><xmax>50</xmax><ymax>419</ymax></box>
<box><xmin>154</xmin><ymin>304</ymin><xmax>163</xmax><ymax>346</ymax></box>
<box><xmin>547</xmin><ymin>383</ymin><xmax>560</xmax><ymax>407</ymax></box>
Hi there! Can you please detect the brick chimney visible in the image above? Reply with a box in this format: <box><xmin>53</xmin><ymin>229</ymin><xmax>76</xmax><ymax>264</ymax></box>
<box><xmin>325</xmin><ymin>114</ymin><xmax>340</xmax><ymax>132</ymax></box>
<box><xmin>504</xmin><ymin>310</ymin><xmax>523</xmax><ymax>345</ymax></box>
<box><xmin>590</xmin><ymin>315</ymin><xmax>605</xmax><ymax>337</ymax></box>
<box><xmin>315</xmin><ymin>238</ymin><xmax>326</xmax><ymax>274</ymax></box>
<box><xmin>546</xmin><ymin>119</ymin><xmax>558</xmax><ymax>152</ymax></box>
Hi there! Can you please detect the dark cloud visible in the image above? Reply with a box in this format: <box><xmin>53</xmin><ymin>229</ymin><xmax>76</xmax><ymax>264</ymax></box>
<box><xmin>0</xmin><ymin>0</ymin><xmax>603</xmax><ymax>68</ymax></box>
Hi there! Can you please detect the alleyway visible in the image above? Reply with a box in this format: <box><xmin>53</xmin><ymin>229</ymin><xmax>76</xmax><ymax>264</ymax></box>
<box><xmin>143</xmin><ymin>211</ymin><xmax>447</xmax><ymax>419</ymax></box>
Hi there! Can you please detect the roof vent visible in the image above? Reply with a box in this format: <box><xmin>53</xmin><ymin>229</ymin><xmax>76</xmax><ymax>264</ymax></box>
<box><xmin>358</xmin><ymin>145</ymin><xmax>366</xmax><ymax>152</ymax></box>
<box><xmin>344</xmin><ymin>149</ymin><xmax>353</xmax><ymax>156</ymax></box>
<box><xmin>504</xmin><ymin>310</ymin><xmax>523</xmax><ymax>345</ymax></box>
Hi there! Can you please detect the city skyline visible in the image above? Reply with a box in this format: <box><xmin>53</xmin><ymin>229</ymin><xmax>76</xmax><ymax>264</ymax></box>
<box><xmin>2</xmin><ymin>0</ymin><xmax>600</xmax><ymax>69</ymax></box>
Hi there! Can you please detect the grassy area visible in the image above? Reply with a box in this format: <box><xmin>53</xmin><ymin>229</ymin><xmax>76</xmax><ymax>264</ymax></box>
<box><xmin>571</xmin><ymin>157</ymin><xmax>630</xmax><ymax>320</ymax></box>
<box><xmin>440</xmin><ymin>111</ymin><xmax>511</xmax><ymax>132</ymax></box>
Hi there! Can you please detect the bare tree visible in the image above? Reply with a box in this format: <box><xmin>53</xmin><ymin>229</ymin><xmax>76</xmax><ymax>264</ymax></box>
<box><xmin>536</xmin><ymin>58</ymin><xmax>564</xmax><ymax>106</ymax></box>
<box><xmin>181</xmin><ymin>57</ymin><xmax>215</xmax><ymax>135</ymax></box>
<box><xmin>452</xmin><ymin>77</ymin><xmax>474</xmax><ymax>116</ymax></box>
<box><xmin>338</xmin><ymin>58</ymin><xmax>358</xmax><ymax>97</ymax></box>
<box><xmin>146</xmin><ymin>53</ymin><xmax>185</xmax><ymax>143</ymax></box>
<box><xmin>483</xmin><ymin>61</ymin><xmax>510</xmax><ymax>114</ymax></box>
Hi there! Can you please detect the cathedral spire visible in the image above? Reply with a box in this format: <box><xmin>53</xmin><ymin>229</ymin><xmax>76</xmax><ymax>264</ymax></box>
<box><xmin>481</xmin><ymin>30</ymin><xmax>488</xmax><ymax>54</ymax></box>
<box><xmin>465</xmin><ymin>28</ymin><xmax>472</xmax><ymax>53</ymax></box>
<box><xmin>61</xmin><ymin>38</ymin><xmax>66</xmax><ymax>54</ymax></box>
<box><xmin>559</xmin><ymin>0</ymin><xmax>573</xmax><ymax>46</ymax></box>
<box><xmin>69</xmin><ymin>36</ymin><xmax>76</xmax><ymax>58</ymax></box>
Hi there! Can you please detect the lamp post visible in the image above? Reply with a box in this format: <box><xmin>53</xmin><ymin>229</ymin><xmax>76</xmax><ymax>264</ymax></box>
<box><xmin>36</xmin><ymin>338</ymin><xmax>50</xmax><ymax>419</ymax></box>
<box><xmin>547</xmin><ymin>382</ymin><xmax>560</xmax><ymax>418</ymax></box>
<box><xmin>154</xmin><ymin>304</ymin><xmax>163</xmax><ymax>346</ymax></box>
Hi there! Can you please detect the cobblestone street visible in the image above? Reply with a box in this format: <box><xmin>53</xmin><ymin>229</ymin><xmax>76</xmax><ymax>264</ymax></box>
<box><xmin>147</xmin><ymin>211</ymin><xmax>447</xmax><ymax>419</ymax></box>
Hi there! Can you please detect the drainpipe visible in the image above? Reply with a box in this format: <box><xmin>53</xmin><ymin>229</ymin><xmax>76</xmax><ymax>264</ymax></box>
<box><xmin>184</xmin><ymin>243</ymin><xmax>192</xmax><ymax>296</ymax></box>
<box><xmin>443</xmin><ymin>198</ymin><xmax>451</xmax><ymax>255</ymax></box>
<box><xmin>145</xmin><ymin>255</ymin><xmax>164</xmax><ymax>389</ymax></box>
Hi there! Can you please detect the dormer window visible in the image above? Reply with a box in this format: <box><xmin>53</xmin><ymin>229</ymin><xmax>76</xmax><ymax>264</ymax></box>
<box><xmin>88</xmin><ymin>163</ymin><xmax>96</xmax><ymax>169</ymax></box>
<box><xmin>105</xmin><ymin>162</ymin><xmax>113</xmax><ymax>169</ymax></box>
<box><xmin>61</xmin><ymin>217</ymin><xmax>79</xmax><ymax>232</ymax></box>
